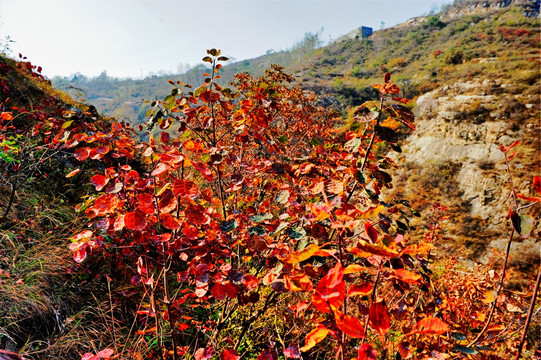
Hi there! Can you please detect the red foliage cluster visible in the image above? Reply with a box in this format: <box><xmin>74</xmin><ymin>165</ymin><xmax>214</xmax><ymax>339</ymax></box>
<box><xmin>2</xmin><ymin>50</ymin><xmax>538</xmax><ymax>360</ymax></box>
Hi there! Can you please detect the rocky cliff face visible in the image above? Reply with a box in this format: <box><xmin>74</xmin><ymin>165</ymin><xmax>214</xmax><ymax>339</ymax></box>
<box><xmin>393</xmin><ymin>77</ymin><xmax>540</xmax><ymax>269</ymax></box>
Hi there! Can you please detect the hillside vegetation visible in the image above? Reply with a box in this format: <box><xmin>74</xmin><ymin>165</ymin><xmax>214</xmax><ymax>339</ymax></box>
<box><xmin>52</xmin><ymin>0</ymin><xmax>540</xmax><ymax>272</ymax></box>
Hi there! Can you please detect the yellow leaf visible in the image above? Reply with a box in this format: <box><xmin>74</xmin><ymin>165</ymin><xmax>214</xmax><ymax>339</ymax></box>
<box><xmin>482</xmin><ymin>290</ymin><xmax>496</xmax><ymax>304</ymax></box>
<box><xmin>61</xmin><ymin>120</ymin><xmax>73</xmax><ymax>129</ymax></box>
<box><xmin>360</xmin><ymin>205</ymin><xmax>384</xmax><ymax>219</ymax></box>
<box><xmin>299</xmin><ymin>325</ymin><xmax>330</xmax><ymax>352</ymax></box>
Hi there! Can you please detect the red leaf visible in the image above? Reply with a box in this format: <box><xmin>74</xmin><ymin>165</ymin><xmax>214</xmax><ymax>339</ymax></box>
<box><xmin>161</xmin><ymin>213</ymin><xmax>180</xmax><ymax>230</ymax></box>
<box><xmin>364</xmin><ymin>221</ymin><xmax>378</xmax><ymax>242</ymax></box>
<box><xmin>193</xmin><ymin>161</ymin><xmax>213</xmax><ymax>181</ymax></box>
<box><xmin>75</xmin><ymin>147</ymin><xmax>90</xmax><ymax>161</ymax></box>
<box><xmin>96</xmin><ymin>348</ymin><xmax>114</xmax><ymax>358</ymax></box>
<box><xmin>312</xmin><ymin>262</ymin><xmax>345</xmax><ymax>313</ymax></box>
<box><xmin>173</xmin><ymin>179</ymin><xmax>199</xmax><ymax>199</ymax></box>
<box><xmin>357</xmin><ymin>343</ymin><xmax>377</xmax><ymax>360</ymax></box>
<box><xmin>124</xmin><ymin>211</ymin><xmax>147</xmax><ymax>231</ymax></box>
<box><xmin>220</xmin><ymin>349</ymin><xmax>240</xmax><ymax>360</ymax></box>
<box><xmin>256</xmin><ymin>350</ymin><xmax>274</xmax><ymax>360</ymax></box>
<box><xmin>412</xmin><ymin>316</ymin><xmax>449</xmax><ymax>335</ymax></box>
<box><xmin>160</xmin><ymin>151</ymin><xmax>184</xmax><ymax>164</ymax></box>
<box><xmin>182</xmin><ymin>224</ymin><xmax>199</xmax><ymax>240</ymax></box>
<box><xmin>242</xmin><ymin>274</ymin><xmax>259</xmax><ymax>291</ymax></box>
<box><xmin>194</xmin><ymin>347</ymin><xmax>213</xmax><ymax>360</ymax></box>
<box><xmin>151</xmin><ymin>163</ymin><xmax>169</xmax><ymax>177</ymax></box>
<box><xmin>335</xmin><ymin>311</ymin><xmax>365</xmax><ymax>338</ymax></box>
<box><xmin>283</xmin><ymin>344</ymin><xmax>300</xmax><ymax>358</ymax></box>
<box><xmin>73</xmin><ymin>248</ymin><xmax>87</xmax><ymax>263</ymax></box>
<box><xmin>160</xmin><ymin>131</ymin><xmax>170</xmax><ymax>143</ymax></box>
<box><xmin>369</xmin><ymin>301</ymin><xmax>390</xmax><ymax>336</ymax></box>
<box><xmin>299</xmin><ymin>325</ymin><xmax>330</xmax><ymax>352</ymax></box>
<box><xmin>138</xmin><ymin>193</ymin><xmax>156</xmax><ymax>214</ymax></box>
<box><xmin>91</xmin><ymin>174</ymin><xmax>109</xmax><ymax>191</ymax></box>
<box><xmin>516</xmin><ymin>193</ymin><xmax>541</xmax><ymax>202</ymax></box>
<box><xmin>533</xmin><ymin>176</ymin><xmax>541</xmax><ymax>194</ymax></box>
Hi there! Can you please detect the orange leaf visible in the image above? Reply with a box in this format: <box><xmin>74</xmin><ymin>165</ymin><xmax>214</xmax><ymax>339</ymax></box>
<box><xmin>136</xmin><ymin>326</ymin><xmax>157</xmax><ymax>335</ymax></box>
<box><xmin>348</xmin><ymin>283</ymin><xmax>373</xmax><ymax>296</ymax></box>
<box><xmin>412</xmin><ymin>317</ymin><xmax>449</xmax><ymax>335</ymax></box>
<box><xmin>66</xmin><ymin>168</ymin><xmax>81</xmax><ymax>178</ymax></box>
<box><xmin>399</xmin><ymin>243</ymin><xmax>433</xmax><ymax>256</ymax></box>
<box><xmin>343</xmin><ymin>264</ymin><xmax>370</xmax><ymax>274</ymax></box>
<box><xmin>355</xmin><ymin>240</ymin><xmax>399</xmax><ymax>258</ymax></box>
<box><xmin>282</xmin><ymin>244</ymin><xmax>321</xmax><ymax>264</ymax></box>
<box><xmin>359</xmin><ymin>205</ymin><xmax>384</xmax><ymax>219</ymax></box>
<box><xmin>393</xmin><ymin>269</ymin><xmax>422</xmax><ymax>284</ymax></box>
<box><xmin>487</xmin><ymin>324</ymin><xmax>505</xmax><ymax>332</ymax></box>
<box><xmin>284</xmin><ymin>274</ymin><xmax>313</xmax><ymax>292</ymax></box>
<box><xmin>299</xmin><ymin>325</ymin><xmax>330</xmax><ymax>352</ymax></box>
<box><xmin>1</xmin><ymin>112</ymin><xmax>13</xmax><ymax>120</ymax></box>
<box><xmin>326</xmin><ymin>179</ymin><xmax>343</xmax><ymax>195</ymax></box>
<box><xmin>482</xmin><ymin>290</ymin><xmax>496</xmax><ymax>304</ymax></box>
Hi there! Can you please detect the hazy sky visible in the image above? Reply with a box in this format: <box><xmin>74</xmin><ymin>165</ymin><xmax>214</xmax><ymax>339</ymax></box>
<box><xmin>0</xmin><ymin>0</ymin><xmax>452</xmax><ymax>78</ymax></box>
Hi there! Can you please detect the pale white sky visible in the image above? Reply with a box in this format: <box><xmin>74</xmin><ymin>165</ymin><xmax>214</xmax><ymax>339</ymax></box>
<box><xmin>0</xmin><ymin>0</ymin><xmax>452</xmax><ymax>78</ymax></box>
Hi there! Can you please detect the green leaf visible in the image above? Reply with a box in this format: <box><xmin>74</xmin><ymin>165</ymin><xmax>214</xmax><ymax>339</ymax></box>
<box><xmin>217</xmin><ymin>56</ymin><xmax>229</xmax><ymax>61</ymax></box>
<box><xmin>410</xmin><ymin>209</ymin><xmax>421</xmax><ymax>217</ymax></box>
<box><xmin>350</xmin><ymin>121</ymin><xmax>363</xmax><ymax>131</ymax></box>
<box><xmin>220</xmin><ymin>220</ymin><xmax>237</xmax><ymax>232</ymax></box>
<box><xmin>287</xmin><ymin>226</ymin><xmax>306</xmax><ymax>239</ymax></box>
<box><xmin>308</xmin><ymin>138</ymin><xmax>320</xmax><ymax>147</ymax></box>
<box><xmin>452</xmin><ymin>346</ymin><xmax>478</xmax><ymax>355</ymax></box>
<box><xmin>356</xmin><ymin>171</ymin><xmax>366</xmax><ymax>184</ymax></box>
<box><xmin>202</xmin><ymin>56</ymin><xmax>213</xmax><ymax>63</ymax></box>
<box><xmin>511</xmin><ymin>212</ymin><xmax>534</xmax><ymax>238</ymax></box>
<box><xmin>451</xmin><ymin>332</ymin><xmax>467</xmax><ymax>341</ymax></box>
<box><xmin>209</xmin><ymin>48</ymin><xmax>219</xmax><ymax>56</ymax></box>
<box><xmin>277</xmin><ymin>135</ymin><xmax>288</xmax><ymax>144</ymax></box>
<box><xmin>250</xmin><ymin>213</ymin><xmax>273</xmax><ymax>223</ymax></box>
<box><xmin>194</xmin><ymin>86</ymin><xmax>207</xmax><ymax>97</ymax></box>
<box><xmin>248</xmin><ymin>225</ymin><xmax>267</xmax><ymax>236</ymax></box>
